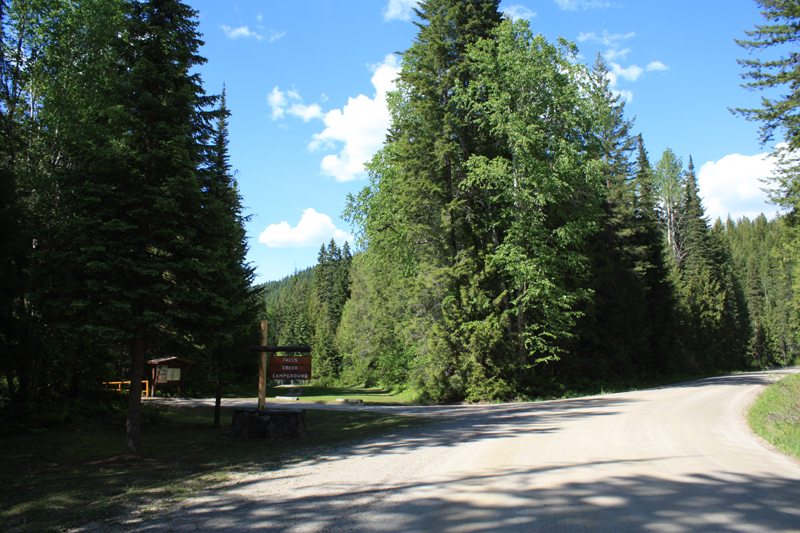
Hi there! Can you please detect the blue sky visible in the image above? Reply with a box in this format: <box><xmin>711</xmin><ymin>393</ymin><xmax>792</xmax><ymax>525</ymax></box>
<box><xmin>187</xmin><ymin>0</ymin><xmax>780</xmax><ymax>282</ymax></box>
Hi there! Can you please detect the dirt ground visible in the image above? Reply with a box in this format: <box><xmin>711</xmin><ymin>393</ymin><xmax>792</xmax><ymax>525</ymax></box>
<box><xmin>78</xmin><ymin>369</ymin><xmax>800</xmax><ymax>532</ymax></box>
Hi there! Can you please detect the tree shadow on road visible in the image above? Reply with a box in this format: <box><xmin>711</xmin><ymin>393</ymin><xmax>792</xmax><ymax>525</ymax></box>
<box><xmin>79</xmin><ymin>372</ymin><xmax>800</xmax><ymax>532</ymax></box>
<box><xmin>326</xmin><ymin>395</ymin><xmax>631</xmax><ymax>460</ymax></box>
<box><xmin>112</xmin><ymin>460</ymin><xmax>800</xmax><ymax>532</ymax></box>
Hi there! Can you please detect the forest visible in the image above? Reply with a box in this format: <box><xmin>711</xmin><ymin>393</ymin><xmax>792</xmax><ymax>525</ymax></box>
<box><xmin>1</xmin><ymin>0</ymin><xmax>799</xmax><ymax>456</ymax></box>
<box><xmin>261</xmin><ymin>0</ymin><xmax>800</xmax><ymax>401</ymax></box>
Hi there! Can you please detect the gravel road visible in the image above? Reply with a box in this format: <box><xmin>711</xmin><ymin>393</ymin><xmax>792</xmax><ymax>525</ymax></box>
<box><xmin>88</xmin><ymin>369</ymin><xmax>800</xmax><ymax>532</ymax></box>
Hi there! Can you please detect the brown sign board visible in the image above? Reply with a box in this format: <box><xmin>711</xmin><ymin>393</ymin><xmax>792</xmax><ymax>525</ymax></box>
<box><xmin>269</xmin><ymin>356</ymin><xmax>312</xmax><ymax>380</ymax></box>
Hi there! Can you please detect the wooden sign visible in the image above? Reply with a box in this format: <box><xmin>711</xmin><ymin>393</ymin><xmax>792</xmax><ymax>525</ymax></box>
<box><xmin>269</xmin><ymin>356</ymin><xmax>312</xmax><ymax>380</ymax></box>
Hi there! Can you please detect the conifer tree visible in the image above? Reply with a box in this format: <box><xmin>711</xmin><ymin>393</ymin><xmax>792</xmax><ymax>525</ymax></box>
<box><xmin>43</xmin><ymin>0</ymin><xmax>216</xmax><ymax>457</ymax></box>
<box><xmin>571</xmin><ymin>55</ymin><xmax>646</xmax><ymax>379</ymax></box>
<box><xmin>0</xmin><ymin>0</ymin><xmax>134</xmax><ymax>401</ymax></box>
<box><xmin>350</xmin><ymin>9</ymin><xmax>612</xmax><ymax>399</ymax></box>
<box><xmin>675</xmin><ymin>173</ymin><xmax>751</xmax><ymax>370</ymax></box>
<box><xmin>634</xmin><ymin>135</ymin><xmax>656</xmax><ymax>213</ymax></box>
<box><xmin>0</xmin><ymin>0</ymin><xmax>27</xmax><ymax>398</ymax></box>
<box><xmin>197</xmin><ymin>87</ymin><xmax>260</xmax><ymax>428</ymax></box>
<box><xmin>349</xmin><ymin>0</ymin><xmax>505</xmax><ymax>400</ymax></box>
<box><xmin>734</xmin><ymin>1</ymin><xmax>800</xmax><ymax>322</ymax></box>
<box><xmin>722</xmin><ymin>214</ymin><xmax>797</xmax><ymax>366</ymax></box>
<box><xmin>734</xmin><ymin>0</ymin><xmax>800</xmax><ymax>216</ymax></box>
<box><xmin>311</xmin><ymin>239</ymin><xmax>352</xmax><ymax>382</ymax></box>
<box><xmin>589</xmin><ymin>55</ymin><xmax>635</xmax><ymax>208</ymax></box>
<box><xmin>630</xmin><ymin>136</ymin><xmax>684</xmax><ymax>374</ymax></box>
<box><xmin>680</xmin><ymin>156</ymin><xmax>712</xmax><ymax>276</ymax></box>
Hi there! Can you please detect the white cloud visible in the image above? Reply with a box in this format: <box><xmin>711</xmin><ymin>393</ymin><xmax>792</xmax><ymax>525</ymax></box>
<box><xmin>267</xmin><ymin>87</ymin><xmax>288</xmax><ymax>119</ymax></box>
<box><xmin>604</xmin><ymin>47</ymin><xmax>630</xmax><ymax>61</ymax></box>
<box><xmin>603</xmin><ymin>62</ymin><xmax>641</xmax><ymax>101</ymax></box>
<box><xmin>268</xmin><ymin>30</ymin><xmax>286</xmax><ymax>43</ymax></box>
<box><xmin>578</xmin><ymin>31</ymin><xmax>636</xmax><ymax>66</ymax></box>
<box><xmin>697</xmin><ymin>153</ymin><xmax>779</xmax><ymax>221</ymax></box>
<box><xmin>258</xmin><ymin>208</ymin><xmax>353</xmax><ymax>248</ymax></box>
<box><xmin>221</xmin><ymin>24</ymin><xmax>284</xmax><ymax>42</ymax></box>
<box><xmin>383</xmin><ymin>0</ymin><xmax>419</xmax><ymax>21</ymax></box>
<box><xmin>556</xmin><ymin>0</ymin><xmax>611</xmax><ymax>10</ymax></box>
<box><xmin>268</xmin><ymin>87</ymin><xmax>324</xmax><ymax>122</ymax></box>
<box><xmin>646</xmin><ymin>60</ymin><xmax>669</xmax><ymax>71</ymax></box>
<box><xmin>579</xmin><ymin>31</ymin><xmax>664</xmax><ymax>100</ymax></box>
<box><xmin>309</xmin><ymin>54</ymin><xmax>400</xmax><ymax>182</ymax></box>
<box><xmin>612</xmin><ymin>89</ymin><xmax>633</xmax><ymax>102</ymax></box>
<box><xmin>578</xmin><ymin>30</ymin><xmax>635</xmax><ymax>47</ymax></box>
<box><xmin>503</xmin><ymin>5</ymin><xmax>537</xmax><ymax>20</ymax></box>
<box><xmin>221</xmin><ymin>25</ymin><xmax>264</xmax><ymax>41</ymax></box>
<box><xmin>290</xmin><ymin>102</ymin><xmax>323</xmax><ymax>122</ymax></box>
<box><xmin>609</xmin><ymin>61</ymin><xmax>643</xmax><ymax>83</ymax></box>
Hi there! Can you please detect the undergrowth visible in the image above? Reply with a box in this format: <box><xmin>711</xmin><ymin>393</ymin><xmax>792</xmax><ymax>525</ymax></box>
<box><xmin>747</xmin><ymin>371</ymin><xmax>800</xmax><ymax>459</ymax></box>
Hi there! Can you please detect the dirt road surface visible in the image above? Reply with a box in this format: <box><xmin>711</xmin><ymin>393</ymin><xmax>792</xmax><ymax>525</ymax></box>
<box><xmin>89</xmin><ymin>369</ymin><xmax>800</xmax><ymax>532</ymax></box>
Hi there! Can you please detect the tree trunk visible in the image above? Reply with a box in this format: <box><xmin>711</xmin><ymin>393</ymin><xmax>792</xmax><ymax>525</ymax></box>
<box><xmin>125</xmin><ymin>334</ymin><xmax>144</xmax><ymax>458</ymax></box>
<box><xmin>4</xmin><ymin>367</ymin><xmax>17</xmax><ymax>401</ymax></box>
<box><xmin>214</xmin><ymin>351</ymin><xmax>223</xmax><ymax>428</ymax></box>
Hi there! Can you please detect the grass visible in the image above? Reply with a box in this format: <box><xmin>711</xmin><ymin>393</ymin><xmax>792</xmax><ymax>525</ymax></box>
<box><xmin>277</xmin><ymin>383</ymin><xmax>416</xmax><ymax>405</ymax></box>
<box><xmin>747</xmin><ymin>371</ymin><xmax>800</xmax><ymax>459</ymax></box>
<box><xmin>217</xmin><ymin>382</ymin><xmax>417</xmax><ymax>405</ymax></box>
<box><xmin>0</xmin><ymin>401</ymin><xmax>427</xmax><ymax>533</ymax></box>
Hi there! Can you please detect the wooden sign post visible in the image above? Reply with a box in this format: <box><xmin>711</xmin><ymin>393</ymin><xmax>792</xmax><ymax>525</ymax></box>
<box><xmin>250</xmin><ymin>339</ymin><xmax>311</xmax><ymax>410</ymax></box>
<box><xmin>258</xmin><ymin>320</ymin><xmax>268</xmax><ymax>410</ymax></box>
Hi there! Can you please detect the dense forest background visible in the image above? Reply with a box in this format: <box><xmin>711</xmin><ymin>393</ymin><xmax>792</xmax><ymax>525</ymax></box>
<box><xmin>265</xmin><ymin>215</ymin><xmax>798</xmax><ymax>400</ymax></box>
<box><xmin>1</xmin><ymin>0</ymin><xmax>799</xmax><ymax>454</ymax></box>
<box><xmin>261</xmin><ymin>0</ymin><xmax>800</xmax><ymax>402</ymax></box>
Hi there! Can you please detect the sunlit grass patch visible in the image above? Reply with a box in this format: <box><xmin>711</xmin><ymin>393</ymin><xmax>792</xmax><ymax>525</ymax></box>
<box><xmin>748</xmin><ymin>372</ymin><xmax>800</xmax><ymax>459</ymax></box>
<box><xmin>291</xmin><ymin>384</ymin><xmax>415</xmax><ymax>405</ymax></box>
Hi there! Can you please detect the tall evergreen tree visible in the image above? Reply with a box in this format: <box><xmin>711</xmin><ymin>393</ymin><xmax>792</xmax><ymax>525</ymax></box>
<box><xmin>630</xmin><ymin>135</ymin><xmax>684</xmax><ymax>374</ymax></box>
<box><xmin>196</xmin><ymin>87</ymin><xmax>260</xmax><ymax>428</ymax></box>
<box><xmin>0</xmin><ymin>0</ymin><xmax>27</xmax><ymax>399</ymax></box>
<box><xmin>723</xmin><ymin>214</ymin><xmax>797</xmax><ymax>366</ymax></box>
<box><xmin>310</xmin><ymin>239</ymin><xmax>352</xmax><ymax>382</ymax></box>
<box><xmin>41</xmin><ymin>0</ymin><xmax>215</xmax><ymax>457</ymax></box>
<box><xmin>1</xmin><ymin>0</ymin><xmax>129</xmax><ymax>401</ymax></box>
<box><xmin>674</xmin><ymin>172</ymin><xmax>751</xmax><ymax>370</ymax></box>
<box><xmin>348</xmin><ymin>0</ymin><xmax>506</xmax><ymax>400</ymax></box>
<box><xmin>570</xmin><ymin>56</ymin><xmax>671</xmax><ymax>380</ymax></box>
<box><xmin>734</xmin><ymin>1</ymin><xmax>800</xmax><ymax>324</ymax></box>
<box><xmin>589</xmin><ymin>55</ymin><xmax>635</xmax><ymax>205</ymax></box>
<box><xmin>350</xmin><ymin>11</ymin><xmax>611</xmax><ymax>400</ymax></box>
<box><xmin>733</xmin><ymin>0</ymin><xmax>800</xmax><ymax>216</ymax></box>
<box><xmin>680</xmin><ymin>156</ymin><xmax>712</xmax><ymax>276</ymax></box>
